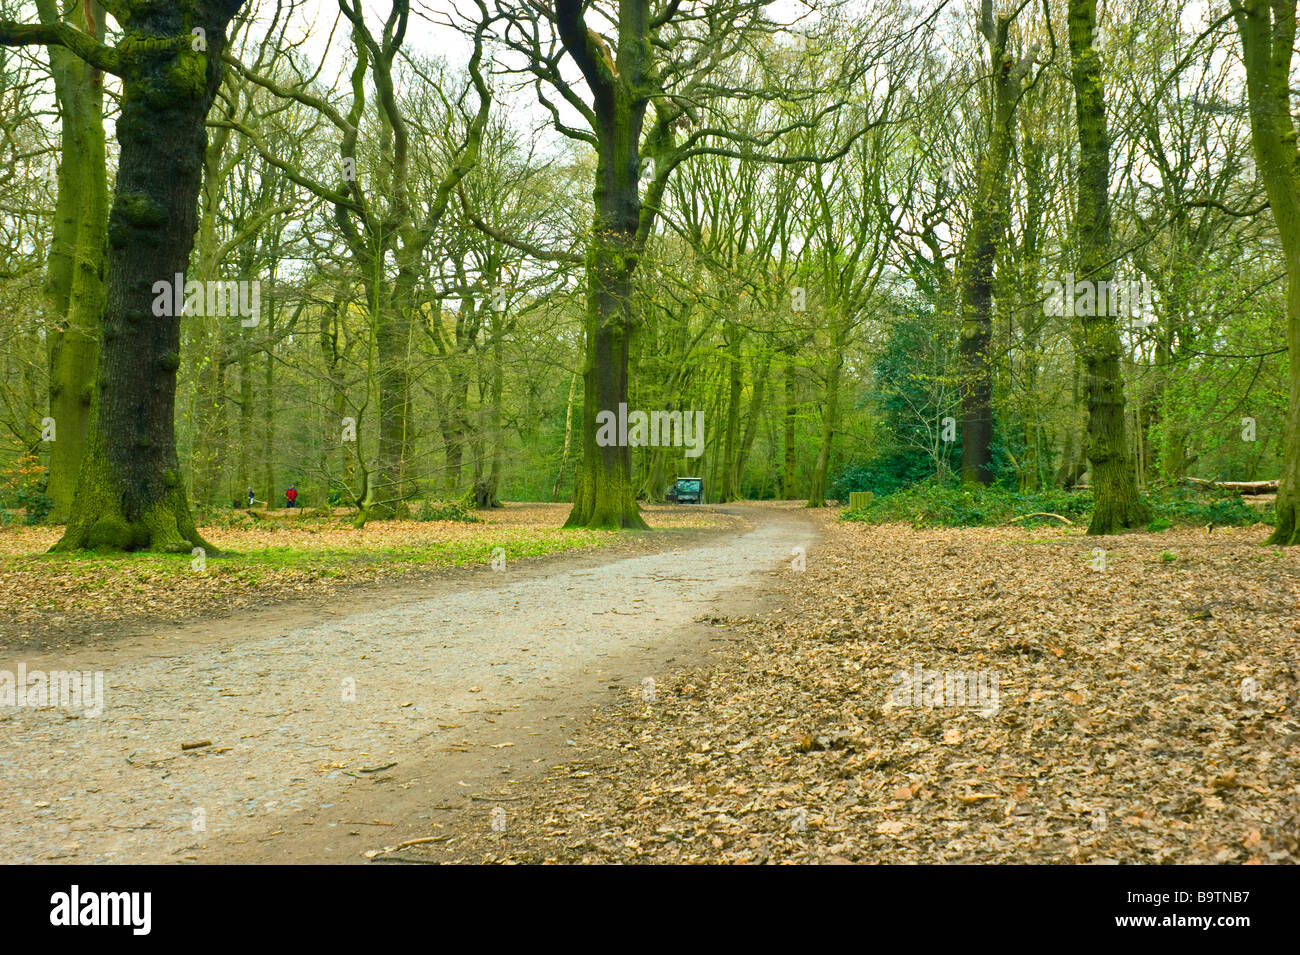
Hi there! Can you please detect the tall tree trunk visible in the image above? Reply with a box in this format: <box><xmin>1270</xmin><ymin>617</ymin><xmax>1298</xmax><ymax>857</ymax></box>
<box><xmin>239</xmin><ymin>333</ymin><xmax>253</xmax><ymax>498</ymax></box>
<box><xmin>442</xmin><ymin>356</ymin><xmax>468</xmax><ymax>495</ymax></box>
<box><xmin>319</xmin><ymin>285</ymin><xmax>347</xmax><ymax>491</ymax></box>
<box><xmin>956</xmin><ymin>4</ymin><xmax>1034</xmax><ymax>486</ymax></box>
<box><xmin>262</xmin><ymin>301</ymin><xmax>276</xmax><ymax>507</ymax></box>
<box><xmin>1234</xmin><ymin>0</ymin><xmax>1300</xmax><ymax>544</ymax></box>
<box><xmin>566</xmin><ymin>211</ymin><xmax>645</xmax><ymax>528</ymax></box>
<box><xmin>372</xmin><ymin>273</ymin><xmax>415</xmax><ymax>516</ymax></box>
<box><xmin>808</xmin><ymin>324</ymin><xmax>844</xmax><ymax>507</ymax></box>
<box><xmin>1070</xmin><ymin>0</ymin><xmax>1148</xmax><ymax>534</ymax></box>
<box><xmin>1018</xmin><ymin>123</ymin><xmax>1044</xmax><ymax>491</ymax></box>
<box><xmin>719</xmin><ymin>322</ymin><xmax>742</xmax><ymax>501</ymax></box>
<box><xmin>39</xmin><ymin>0</ymin><xmax>245</xmax><ymax>552</ymax></box>
<box><xmin>782</xmin><ymin>355</ymin><xmax>797</xmax><ymax>499</ymax></box>
<box><xmin>39</xmin><ymin>0</ymin><xmax>106</xmax><ymax>523</ymax></box>
<box><xmin>476</xmin><ymin>314</ymin><xmax>504</xmax><ymax>508</ymax></box>
<box><xmin>557</xmin><ymin>0</ymin><xmax>648</xmax><ymax>529</ymax></box>
<box><xmin>187</xmin><ymin>108</ymin><xmax>234</xmax><ymax>506</ymax></box>
<box><xmin>734</xmin><ymin>352</ymin><xmax>771</xmax><ymax>496</ymax></box>
<box><xmin>552</xmin><ymin>369</ymin><xmax>578</xmax><ymax>501</ymax></box>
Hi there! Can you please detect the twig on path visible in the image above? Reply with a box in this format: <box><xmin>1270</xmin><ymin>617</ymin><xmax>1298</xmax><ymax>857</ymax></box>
<box><xmin>365</xmin><ymin>835</ymin><xmax>451</xmax><ymax>860</ymax></box>
<box><xmin>369</xmin><ymin>855</ymin><xmax>443</xmax><ymax>864</ymax></box>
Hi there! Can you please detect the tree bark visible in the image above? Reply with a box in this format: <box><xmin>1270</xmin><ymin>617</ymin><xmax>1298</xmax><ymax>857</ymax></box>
<box><xmin>808</xmin><ymin>323</ymin><xmax>844</xmax><ymax>507</ymax></box>
<box><xmin>558</xmin><ymin>0</ymin><xmax>649</xmax><ymax>529</ymax></box>
<box><xmin>38</xmin><ymin>0</ymin><xmax>106</xmax><ymax>523</ymax></box>
<box><xmin>734</xmin><ymin>351</ymin><xmax>770</xmax><ymax>496</ymax></box>
<box><xmin>262</xmin><ymin>302</ymin><xmax>275</xmax><ymax>508</ymax></box>
<box><xmin>1070</xmin><ymin>0</ymin><xmax>1149</xmax><ymax>534</ymax></box>
<box><xmin>1233</xmin><ymin>0</ymin><xmax>1300</xmax><ymax>544</ymax></box>
<box><xmin>782</xmin><ymin>355</ymin><xmax>797</xmax><ymax>498</ymax></box>
<box><xmin>30</xmin><ymin>0</ymin><xmax>246</xmax><ymax>552</ymax></box>
<box><xmin>956</xmin><ymin>4</ymin><xmax>1034</xmax><ymax>486</ymax></box>
<box><xmin>552</xmin><ymin>369</ymin><xmax>579</xmax><ymax>502</ymax></box>
<box><xmin>719</xmin><ymin>321</ymin><xmax>743</xmax><ymax>501</ymax></box>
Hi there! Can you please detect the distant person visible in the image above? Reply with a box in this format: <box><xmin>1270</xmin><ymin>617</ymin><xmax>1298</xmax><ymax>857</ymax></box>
<box><xmin>285</xmin><ymin>483</ymin><xmax>298</xmax><ymax>509</ymax></box>
<box><xmin>247</xmin><ymin>486</ymin><xmax>255</xmax><ymax>508</ymax></box>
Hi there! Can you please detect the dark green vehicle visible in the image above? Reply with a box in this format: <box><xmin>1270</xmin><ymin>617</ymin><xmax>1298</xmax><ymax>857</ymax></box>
<box><xmin>665</xmin><ymin>477</ymin><xmax>703</xmax><ymax>504</ymax></box>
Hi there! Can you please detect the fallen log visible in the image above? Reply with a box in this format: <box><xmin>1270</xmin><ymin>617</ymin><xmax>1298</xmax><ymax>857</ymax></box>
<box><xmin>1184</xmin><ymin>477</ymin><xmax>1278</xmax><ymax>495</ymax></box>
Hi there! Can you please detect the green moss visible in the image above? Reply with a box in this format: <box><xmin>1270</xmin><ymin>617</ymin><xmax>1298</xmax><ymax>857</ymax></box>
<box><xmin>86</xmin><ymin>516</ymin><xmax>144</xmax><ymax>552</ymax></box>
<box><xmin>169</xmin><ymin>52</ymin><xmax>208</xmax><ymax>100</ymax></box>
<box><xmin>115</xmin><ymin>191</ymin><xmax>167</xmax><ymax>228</ymax></box>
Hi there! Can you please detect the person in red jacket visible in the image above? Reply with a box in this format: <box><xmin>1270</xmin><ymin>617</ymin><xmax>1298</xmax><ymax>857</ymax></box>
<box><xmin>285</xmin><ymin>483</ymin><xmax>298</xmax><ymax>508</ymax></box>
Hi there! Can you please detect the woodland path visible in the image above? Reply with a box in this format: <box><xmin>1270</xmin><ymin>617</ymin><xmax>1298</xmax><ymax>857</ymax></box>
<box><xmin>0</xmin><ymin>503</ymin><xmax>818</xmax><ymax>863</ymax></box>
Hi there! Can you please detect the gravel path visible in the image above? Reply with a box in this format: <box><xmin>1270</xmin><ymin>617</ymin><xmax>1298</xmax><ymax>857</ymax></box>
<box><xmin>0</xmin><ymin>504</ymin><xmax>817</xmax><ymax>863</ymax></box>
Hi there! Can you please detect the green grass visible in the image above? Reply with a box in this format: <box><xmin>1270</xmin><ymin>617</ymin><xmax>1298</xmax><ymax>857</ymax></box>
<box><xmin>1</xmin><ymin>528</ymin><xmax>617</xmax><ymax>584</ymax></box>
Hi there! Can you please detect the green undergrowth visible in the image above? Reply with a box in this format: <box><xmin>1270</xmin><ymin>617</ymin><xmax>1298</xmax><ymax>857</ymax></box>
<box><xmin>842</xmin><ymin>482</ymin><xmax>1274</xmax><ymax>530</ymax></box>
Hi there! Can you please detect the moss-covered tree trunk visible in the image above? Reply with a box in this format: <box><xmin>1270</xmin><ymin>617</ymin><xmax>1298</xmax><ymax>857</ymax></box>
<box><xmin>372</xmin><ymin>279</ymin><xmax>414</xmax><ymax>517</ymax></box>
<box><xmin>319</xmin><ymin>285</ymin><xmax>349</xmax><ymax>495</ymax></box>
<box><xmin>38</xmin><ymin>0</ymin><xmax>107</xmax><ymax>523</ymax></box>
<box><xmin>186</xmin><ymin>107</ymin><xmax>235</xmax><ymax>506</ymax></box>
<box><xmin>35</xmin><ymin>0</ymin><xmax>246</xmax><ymax>552</ymax></box>
<box><xmin>956</xmin><ymin>4</ymin><xmax>1035</xmax><ymax>486</ymax></box>
<box><xmin>238</xmin><ymin>329</ymin><xmax>253</xmax><ymax>497</ymax></box>
<box><xmin>1234</xmin><ymin>0</ymin><xmax>1300</xmax><ymax>544</ymax></box>
<box><xmin>807</xmin><ymin>322</ymin><xmax>844</xmax><ymax>508</ymax></box>
<box><xmin>558</xmin><ymin>0</ymin><xmax>649</xmax><ymax>530</ymax></box>
<box><xmin>565</xmin><ymin>203</ymin><xmax>646</xmax><ymax>528</ymax></box>
<box><xmin>1069</xmin><ymin>0</ymin><xmax>1149</xmax><ymax>535</ymax></box>
<box><xmin>718</xmin><ymin>322</ymin><xmax>743</xmax><ymax>501</ymax></box>
<box><xmin>734</xmin><ymin>351</ymin><xmax>769</xmax><ymax>495</ymax></box>
<box><xmin>782</xmin><ymin>355</ymin><xmax>797</xmax><ymax>499</ymax></box>
<box><xmin>440</xmin><ymin>336</ymin><xmax>470</xmax><ymax>495</ymax></box>
<box><xmin>477</xmin><ymin>310</ymin><xmax>505</xmax><ymax>508</ymax></box>
<box><xmin>261</xmin><ymin>301</ymin><xmax>276</xmax><ymax>508</ymax></box>
<box><xmin>373</xmin><ymin>251</ymin><xmax>432</xmax><ymax>515</ymax></box>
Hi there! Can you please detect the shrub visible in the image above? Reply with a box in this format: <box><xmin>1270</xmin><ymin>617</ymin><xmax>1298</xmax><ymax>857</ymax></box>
<box><xmin>414</xmin><ymin>496</ymin><xmax>482</xmax><ymax>523</ymax></box>
<box><xmin>843</xmin><ymin>481</ymin><xmax>1092</xmax><ymax>528</ymax></box>
<box><xmin>1148</xmin><ymin>489</ymin><xmax>1271</xmax><ymax>528</ymax></box>
<box><xmin>0</xmin><ymin>455</ymin><xmax>51</xmax><ymax>523</ymax></box>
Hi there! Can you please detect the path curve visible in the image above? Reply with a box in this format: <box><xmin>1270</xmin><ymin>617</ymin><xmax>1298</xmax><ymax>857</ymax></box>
<box><xmin>0</xmin><ymin>503</ymin><xmax>819</xmax><ymax>863</ymax></box>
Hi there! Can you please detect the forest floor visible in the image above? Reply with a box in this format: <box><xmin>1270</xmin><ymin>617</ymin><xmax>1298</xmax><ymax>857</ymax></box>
<box><xmin>3</xmin><ymin>504</ymin><xmax>1297</xmax><ymax>864</ymax></box>
<box><xmin>400</xmin><ymin>515</ymin><xmax>1300</xmax><ymax>864</ymax></box>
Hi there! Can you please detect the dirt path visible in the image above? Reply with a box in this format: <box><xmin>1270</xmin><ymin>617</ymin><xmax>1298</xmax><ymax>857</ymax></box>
<box><xmin>0</xmin><ymin>503</ymin><xmax>818</xmax><ymax>863</ymax></box>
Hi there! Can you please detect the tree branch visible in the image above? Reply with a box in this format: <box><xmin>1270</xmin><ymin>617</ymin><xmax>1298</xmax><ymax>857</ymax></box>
<box><xmin>0</xmin><ymin>18</ymin><xmax>121</xmax><ymax>74</ymax></box>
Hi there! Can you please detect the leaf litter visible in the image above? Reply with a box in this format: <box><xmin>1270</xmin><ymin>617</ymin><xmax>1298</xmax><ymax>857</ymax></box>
<box><xmin>402</xmin><ymin>518</ymin><xmax>1300</xmax><ymax>864</ymax></box>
